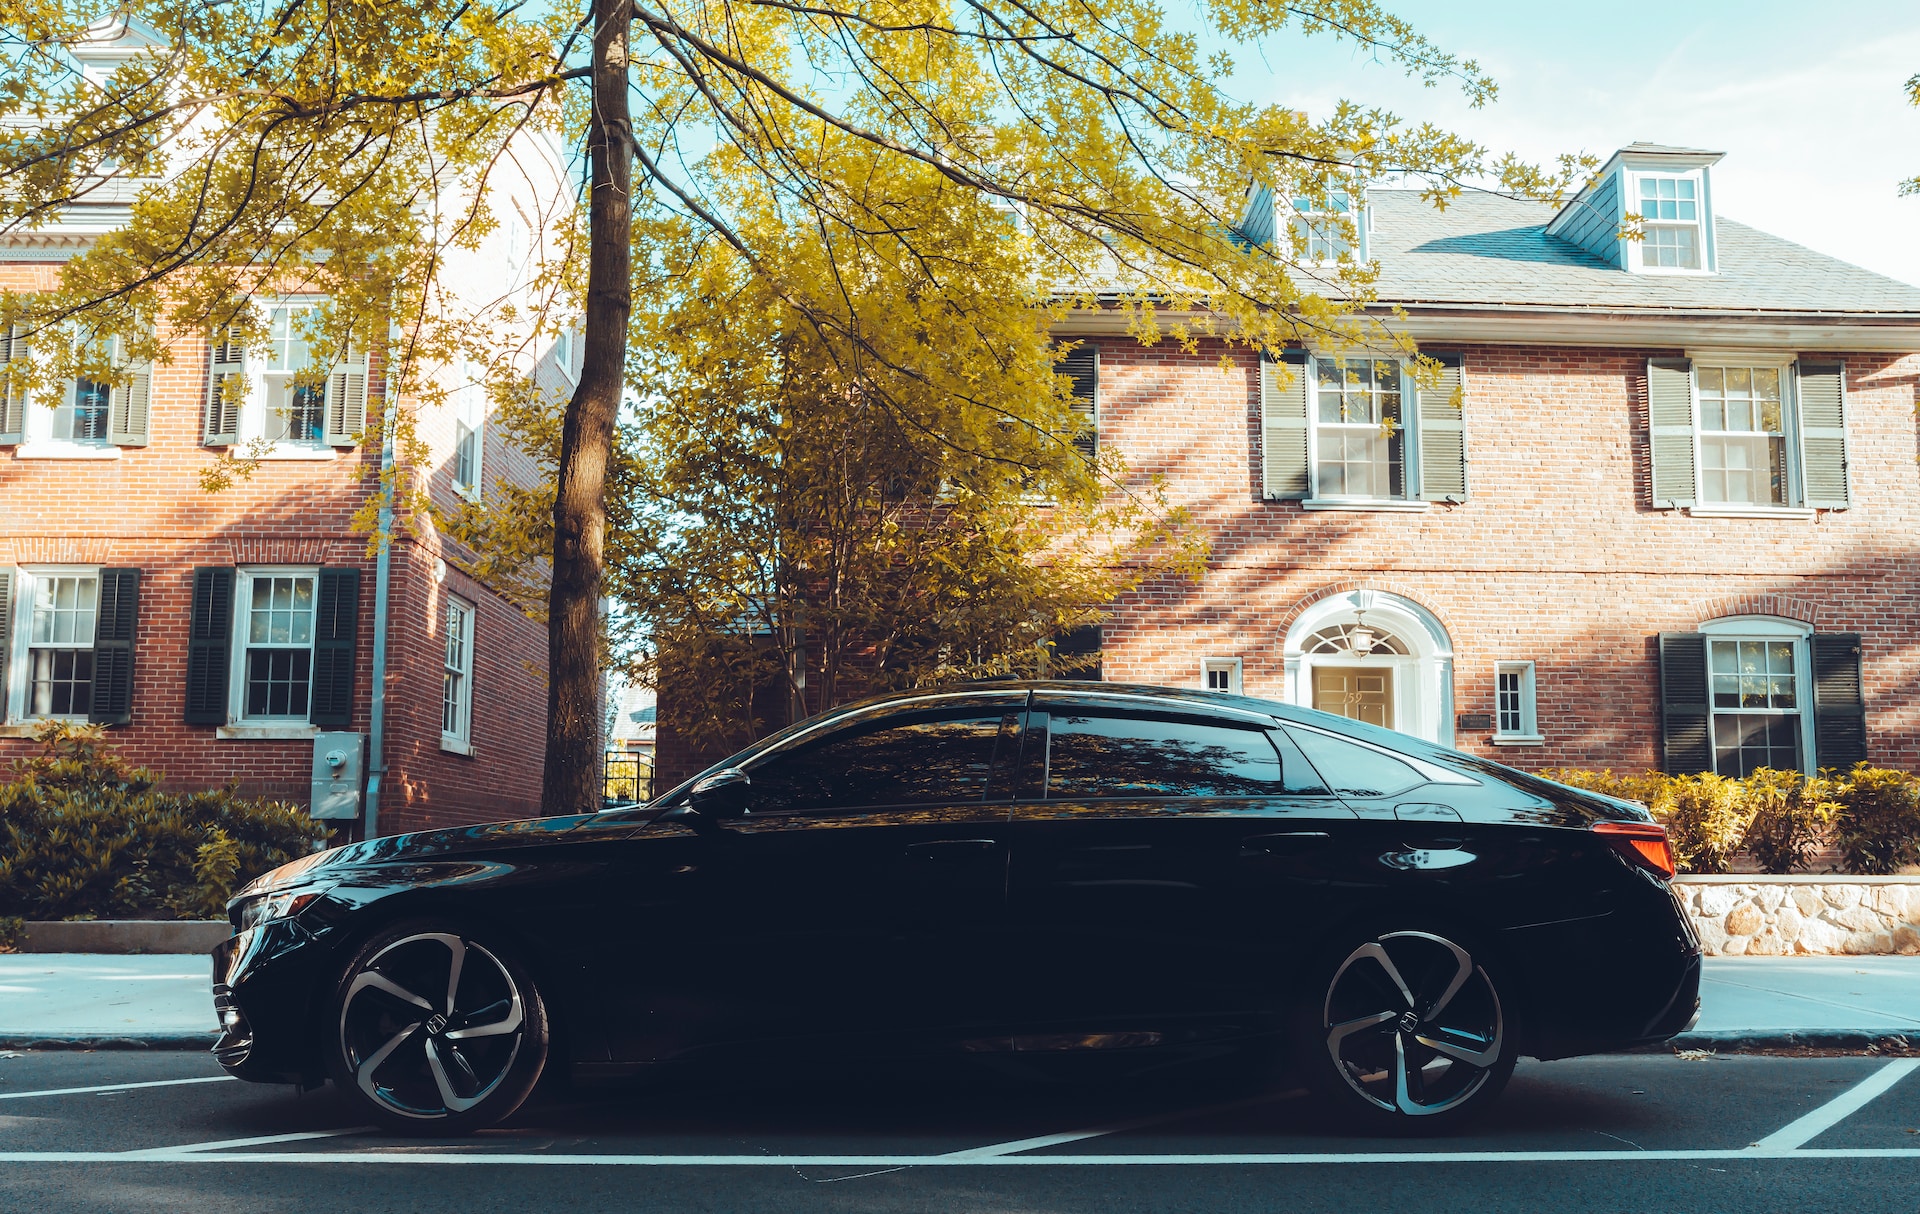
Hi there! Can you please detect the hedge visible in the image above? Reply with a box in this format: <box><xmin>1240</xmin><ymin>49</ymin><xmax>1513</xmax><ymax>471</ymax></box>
<box><xmin>0</xmin><ymin>722</ymin><xmax>328</xmax><ymax>923</ymax></box>
<box><xmin>1540</xmin><ymin>764</ymin><xmax>1920</xmax><ymax>875</ymax></box>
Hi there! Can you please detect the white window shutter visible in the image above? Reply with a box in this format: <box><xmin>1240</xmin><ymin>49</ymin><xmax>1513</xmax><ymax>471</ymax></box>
<box><xmin>204</xmin><ymin>326</ymin><xmax>244</xmax><ymax>446</ymax></box>
<box><xmin>324</xmin><ymin>345</ymin><xmax>367</xmax><ymax>447</ymax></box>
<box><xmin>1795</xmin><ymin>362</ymin><xmax>1849</xmax><ymax>509</ymax></box>
<box><xmin>1416</xmin><ymin>352</ymin><xmax>1467</xmax><ymax>502</ymax></box>
<box><xmin>110</xmin><ymin>339</ymin><xmax>151</xmax><ymax>447</ymax></box>
<box><xmin>1261</xmin><ymin>349</ymin><xmax>1310</xmax><ymax>500</ymax></box>
<box><xmin>0</xmin><ymin>325</ymin><xmax>23</xmax><ymax>444</ymax></box>
<box><xmin>1647</xmin><ymin>358</ymin><xmax>1696</xmax><ymax>508</ymax></box>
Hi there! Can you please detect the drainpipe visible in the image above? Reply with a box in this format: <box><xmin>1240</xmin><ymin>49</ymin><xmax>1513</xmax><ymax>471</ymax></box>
<box><xmin>362</xmin><ymin>358</ymin><xmax>399</xmax><ymax>840</ymax></box>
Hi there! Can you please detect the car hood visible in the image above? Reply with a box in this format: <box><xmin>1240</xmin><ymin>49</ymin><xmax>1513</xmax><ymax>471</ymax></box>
<box><xmin>237</xmin><ymin>811</ymin><xmax>632</xmax><ymax>897</ymax></box>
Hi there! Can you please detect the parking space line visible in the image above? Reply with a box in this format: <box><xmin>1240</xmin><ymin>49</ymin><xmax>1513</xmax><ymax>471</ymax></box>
<box><xmin>0</xmin><ymin>1147</ymin><xmax>1918</xmax><ymax>1166</ymax></box>
<box><xmin>1748</xmin><ymin>1058</ymin><xmax>1920</xmax><ymax>1152</ymax></box>
<box><xmin>123</xmin><ymin>1129</ymin><xmax>374</xmax><ymax>1158</ymax></box>
<box><xmin>937</xmin><ymin>1089</ymin><xmax>1305</xmax><ymax>1160</ymax></box>
<box><xmin>0</xmin><ymin>1076</ymin><xmax>236</xmax><ymax>1102</ymax></box>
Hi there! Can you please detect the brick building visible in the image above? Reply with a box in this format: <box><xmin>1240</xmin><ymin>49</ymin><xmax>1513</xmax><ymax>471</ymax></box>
<box><xmin>1062</xmin><ymin>143</ymin><xmax>1920</xmax><ymax>779</ymax></box>
<box><xmin>0</xmin><ymin>21</ymin><xmax>569</xmax><ymax>834</ymax></box>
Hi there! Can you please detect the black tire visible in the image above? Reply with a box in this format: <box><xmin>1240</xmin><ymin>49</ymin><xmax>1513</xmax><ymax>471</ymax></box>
<box><xmin>323</xmin><ymin>919</ymin><xmax>550</xmax><ymax>1135</ymax></box>
<box><xmin>1295</xmin><ymin>926</ymin><xmax>1518</xmax><ymax>1134</ymax></box>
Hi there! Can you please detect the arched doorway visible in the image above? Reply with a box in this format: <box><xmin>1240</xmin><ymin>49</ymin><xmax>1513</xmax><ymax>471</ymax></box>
<box><xmin>1283</xmin><ymin>589</ymin><xmax>1455</xmax><ymax>745</ymax></box>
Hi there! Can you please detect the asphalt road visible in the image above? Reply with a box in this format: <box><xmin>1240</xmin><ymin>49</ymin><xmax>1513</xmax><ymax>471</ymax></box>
<box><xmin>2</xmin><ymin>1049</ymin><xmax>1918</xmax><ymax>1212</ymax></box>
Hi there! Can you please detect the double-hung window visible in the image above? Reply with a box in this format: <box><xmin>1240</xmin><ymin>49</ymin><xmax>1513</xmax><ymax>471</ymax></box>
<box><xmin>203</xmin><ymin>300</ymin><xmax>365</xmax><ymax>454</ymax></box>
<box><xmin>262</xmin><ymin>304</ymin><xmax>327</xmax><ymax>446</ymax></box>
<box><xmin>0</xmin><ymin>330</ymin><xmax>152</xmax><ymax>455</ymax></box>
<box><xmin>1696</xmin><ymin>365</ymin><xmax>1786</xmax><ymax>505</ymax></box>
<box><xmin>1635</xmin><ymin>176</ymin><xmax>1702</xmax><ymax>270</ymax></box>
<box><xmin>19</xmin><ymin>570</ymin><xmax>99</xmax><ymax>718</ymax></box>
<box><xmin>1202</xmin><ymin>657</ymin><xmax>1242</xmax><ymax>694</ymax></box>
<box><xmin>451</xmin><ymin>358</ymin><xmax>483</xmax><ymax>501</ymax></box>
<box><xmin>1313</xmin><ymin>357</ymin><xmax>1404</xmax><ymax>499</ymax></box>
<box><xmin>1646</xmin><ymin>357</ymin><xmax>1849</xmax><ymax>512</ymax></box>
<box><xmin>1708</xmin><ymin>637</ymin><xmax>1803</xmax><ymax>776</ymax></box>
<box><xmin>442</xmin><ymin>597</ymin><xmax>475</xmax><ymax>751</ymax></box>
<box><xmin>233</xmin><ymin>568</ymin><xmax>318</xmax><ymax>720</ymax></box>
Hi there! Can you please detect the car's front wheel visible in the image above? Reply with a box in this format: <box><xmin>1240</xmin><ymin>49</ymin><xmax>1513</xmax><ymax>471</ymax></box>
<box><xmin>323</xmin><ymin>921</ymin><xmax>549</xmax><ymax>1135</ymax></box>
<box><xmin>1300</xmin><ymin>928</ymin><xmax>1517</xmax><ymax>1132</ymax></box>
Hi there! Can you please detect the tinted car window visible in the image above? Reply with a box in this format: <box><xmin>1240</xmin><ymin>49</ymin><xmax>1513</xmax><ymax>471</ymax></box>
<box><xmin>1046</xmin><ymin>712</ymin><xmax>1286</xmax><ymax>799</ymax></box>
<box><xmin>747</xmin><ymin>713</ymin><xmax>1014</xmax><ymax>813</ymax></box>
<box><xmin>1284</xmin><ymin>725</ymin><xmax>1425</xmax><ymax>798</ymax></box>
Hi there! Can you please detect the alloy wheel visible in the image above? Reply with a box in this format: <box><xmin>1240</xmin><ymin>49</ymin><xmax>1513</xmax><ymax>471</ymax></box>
<box><xmin>337</xmin><ymin>932</ymin><xmax>526</xmax><ymax>1120</ymax></box>
<box><xmin>1322</xmin><ymin>931</ymin><xmax>1505</xmax><ymax>1118</ymax></box>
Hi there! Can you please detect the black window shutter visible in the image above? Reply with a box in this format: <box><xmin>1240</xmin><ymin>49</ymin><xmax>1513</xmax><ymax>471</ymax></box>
<box><xmin>1057</xmin><ymin>345</ymin><xmax>1097</xmax><ymax>462</ymax></box>
<box><xmin>1812</xmin><ymin>632</ymin><xmax>1866</xmax><ymax>771</ymax></box>
<box><xmin>1657</xmin><ymin>632</ymin><xmax>1711</xmax><ymax>774</ymax></box>
<box><xmin>88</xmin><ymin>568</ymin><xmax>140</xmax><ymax>726</ymax></box>
<box><xmin>310</xmin><ymin>568</ymin><xmax>360</xmax><ymax>727</ymax></box>
<box><xmin>184</xmin><ymin>567</ymin><xmax>234</xmax><ymax>724</ymax></box>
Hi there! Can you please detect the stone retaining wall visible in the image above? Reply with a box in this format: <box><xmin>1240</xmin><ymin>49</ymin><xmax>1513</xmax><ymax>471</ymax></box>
<box><xmin>1674</xmin><ymin>877</ymin><xmax>1920</xmax><ymax>956</ymax></box>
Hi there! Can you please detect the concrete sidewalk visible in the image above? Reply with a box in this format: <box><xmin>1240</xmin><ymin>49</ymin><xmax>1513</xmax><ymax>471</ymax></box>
<box><xmin>1</xmin><ymin>953</ymin><xmax>1917</xmax><ymax>1050</ymax></box>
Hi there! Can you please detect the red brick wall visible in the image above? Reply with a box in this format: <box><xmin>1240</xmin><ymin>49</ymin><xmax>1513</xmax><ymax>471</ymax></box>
<box><xmin>0</xmin><ymin>266</ymin><xmax>550</xmax><ymax>830</ymax></box>
<box><xmin>1089</xmin><ymin>338</ymin><xmax>1920</xmax><ymax>773</ymax></box>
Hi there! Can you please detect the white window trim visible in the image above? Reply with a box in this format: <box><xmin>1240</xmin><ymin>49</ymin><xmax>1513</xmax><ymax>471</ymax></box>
<box><xmin>552</xmin><ymin>328</ymin><xmax>577</xmax><ymax>385</ymax></box>
<box><xmin>229</xmin><ymin>565</ymin><xmax>322</xmax><ymax>725</ymax></box>
<box><xmin>1200</xmin><ymin>657</ymin><xmax>1243</xmax><ymax>695</ymax></box>
<box><xmin>1681</xmin><ymin>351</ymin><xmax>1804</xmax><ymax>513</ymax></box>
<box><xmin>1490</xmin><ymin>660</ymin><xmax>1543</xmax><ymax>745</ymax></box>
<box><xmin>4</xmin><ymin>565</ymin><xmax>100</xmax><ymax>725</ymax></box>
<box><xmin>441</xmin><ymin>596</ymin><xmax>476</xmax><ymax>754</ymax></box>
<box><xmin>14</xmin><ymin>340</ymin><xmax>125</xmax><ymax>459</ymax></box>
<box><xmin>450</xmin><ymin>358</ymin><xmax>484</xmax><ymax>502</ymax></box>
<box><xmin>237</xmin><ymin>297</ymin><xmax>340</xmax><ymax>461</ymax></box>
<box><xmin>1303</xmin><ymin>354</ymin><xmax>1421</xmax><ymax>505</ymax></box>
<box><xmin>1698</xmin><ymin>616</ymin><xmax>1816</xmax><ymax>776</ymax></box>
<box><xmin>1626</xmin><ymin>169</ymin><xmax>1714</xmax><ymax>276</ymax></box>
<box><xmin>1286</xmin><ymin>191</ymin><xmax>1365</xmax><ymax>265</ymax></box>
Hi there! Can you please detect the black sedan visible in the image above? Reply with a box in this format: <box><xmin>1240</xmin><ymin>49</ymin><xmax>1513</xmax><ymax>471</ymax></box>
<box><xmin>212</xmin><ymin>682</ymin><xmax>1701</xmax><ymax>1134</ymax></box>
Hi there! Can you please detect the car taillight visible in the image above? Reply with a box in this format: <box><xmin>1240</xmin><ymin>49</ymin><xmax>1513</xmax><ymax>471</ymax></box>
<box><xmin>1592</xmin><ymin>821</ymin><xmax>1676</xmax><ymax>880</ymax></box>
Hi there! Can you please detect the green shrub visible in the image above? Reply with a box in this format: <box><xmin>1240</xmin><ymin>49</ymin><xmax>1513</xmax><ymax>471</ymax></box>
<box><xmin>0</xmin><ymin>722</ymin><xmax>326</xmax><ymax>922</ymax></box>
<box><xmin>1541</xmin><ymin>763</ymin><xmax>1920</xmax><ymax>876</ymax></box>
<box><xmin>1829</xmin><ymin>764</ymin><xmax>1920</xmax><ymax>875</ymax></box>
<box><xmin>1539</xmin><ymin>767</ymin><xmax>1749</xmax><ymax>874</ymax></box>
<box><xmin>1741</xmin><ymin>768</ymin><xmax>1841</xmax><ymax>875</ymax></box>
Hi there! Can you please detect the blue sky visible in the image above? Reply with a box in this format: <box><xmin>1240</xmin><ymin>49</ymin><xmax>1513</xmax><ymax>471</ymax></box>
<box><xmin>1211</xmin><ymin>0</ymin><xmax>1920</xmax><ymax>285</ymax></box>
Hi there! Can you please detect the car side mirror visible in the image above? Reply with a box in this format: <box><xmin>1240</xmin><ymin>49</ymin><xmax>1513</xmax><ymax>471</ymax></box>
<box><xmin>688</xmin><ymin>767</ymin><xmax>753</xmax><ymax>819</ymax></box>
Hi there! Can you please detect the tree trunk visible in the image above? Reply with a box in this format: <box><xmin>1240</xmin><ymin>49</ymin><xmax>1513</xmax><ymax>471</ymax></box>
<box><xmin>542</xmin><ymin>0</ymin><xmax>632</xmax><ymax>812</ymax></box>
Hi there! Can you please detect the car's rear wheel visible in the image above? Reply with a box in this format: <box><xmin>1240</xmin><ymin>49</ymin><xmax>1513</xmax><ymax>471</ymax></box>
<box><xmin>323</xmin><ymin>921</ymin><xmax>548</xmax><ymax>1135</ymax></box>
<box><xmin>1300</xmin><ymin>928</ymin><xmax>1516</xmax><ymax>1133</ymax></box>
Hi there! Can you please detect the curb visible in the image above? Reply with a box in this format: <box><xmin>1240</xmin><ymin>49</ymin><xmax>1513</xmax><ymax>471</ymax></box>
<box><xmin>0</xmin><ymin>1033</ymin><xmax>217</xmax><ymax>1051</ymax></box>
<box><xmin>1639</xmin><ymin>1029</ymin><xmax>1916</xmax><ymax>1054</ymax></box>
<box><xmin>4</xmin><ymin>1030</ymin><xmax>1914</xmax><ymax>1055</ymax></box>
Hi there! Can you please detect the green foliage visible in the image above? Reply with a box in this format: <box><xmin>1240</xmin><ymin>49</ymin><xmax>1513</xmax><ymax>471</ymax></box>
<box><xmin>0</xmin><ymin>723</ymin><xmax>326</xmax><ymax>922</ymax></box>
<box><xmin>1541</xmin><ymin>764</ymin><xmax>1920</xmax><ymax>876</ymax></box>
<box><xmin>1741</xmin><ymin>768</ymin><xmax>1841</xmax><ymax>876</ymax></box>
<box><xmin>1829</xmin><ymin>764</ymin><xmax>1920</xmax><ymax>876</ymax></box>
<box><xmin>0</xmin><ymin>916</ymin><xmax>22</xmax><ymax>953</ymax></box>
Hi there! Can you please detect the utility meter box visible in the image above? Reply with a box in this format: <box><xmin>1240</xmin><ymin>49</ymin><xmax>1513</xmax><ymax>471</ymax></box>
<box><xmin>311</xmin><ymin>732</ymin><xmax>365</xmax><ymax>820</ymax></box>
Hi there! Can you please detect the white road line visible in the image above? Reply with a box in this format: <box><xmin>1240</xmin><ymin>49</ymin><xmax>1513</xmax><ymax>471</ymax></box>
<box><xmin>123</xmin><ymin>1129</ymin><xmax>373</xmax><ymax>1158</ymax></box>
<box><xmin>0</xmin><ymin>1075</ymin><xmax>237</xmax><ymax>1102</ymax></box>
<box><xmin>1749</xmin><ymin>1058</ymin><xmax>1920</xmax><ymax>1152</ymax></box>
<box><xmin>938</xmin><ymin>1089</ymin><xmax>1305</xmax><ymax>1159</ymax></box>
<box><xmin>0</xmin><ymin>1147</ymin><xmax>1916</xmax><ymax>1166</ymax></box>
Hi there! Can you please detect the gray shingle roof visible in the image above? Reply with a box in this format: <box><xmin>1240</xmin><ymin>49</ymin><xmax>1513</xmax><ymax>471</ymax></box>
<box><xmin>1368</xmin><ymin>190</ymin><xmax>1920</xmax><ymax>315</ymax></box>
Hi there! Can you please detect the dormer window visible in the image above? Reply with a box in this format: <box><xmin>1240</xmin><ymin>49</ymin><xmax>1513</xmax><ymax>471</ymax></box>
<box><xmin>1291</xmin><ymin>193</ymin><xmax>1356</xmax><ymax>263</ymax></box>
<box><xmin>1637</xmin><ymin>176</ymin><xmax>1702</xmax><ymax>269</ymax></box>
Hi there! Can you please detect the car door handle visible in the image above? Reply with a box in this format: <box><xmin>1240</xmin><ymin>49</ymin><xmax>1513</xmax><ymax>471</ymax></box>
<box><xmin>1240</xmin><ymin>831</ymin><xmax>1332</xmax><ymax>856</ymax></box>
<box><xmin>905</xmin><ymin>839</ymin><xmax>1002</xmax><ymax>860</ymax></box>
